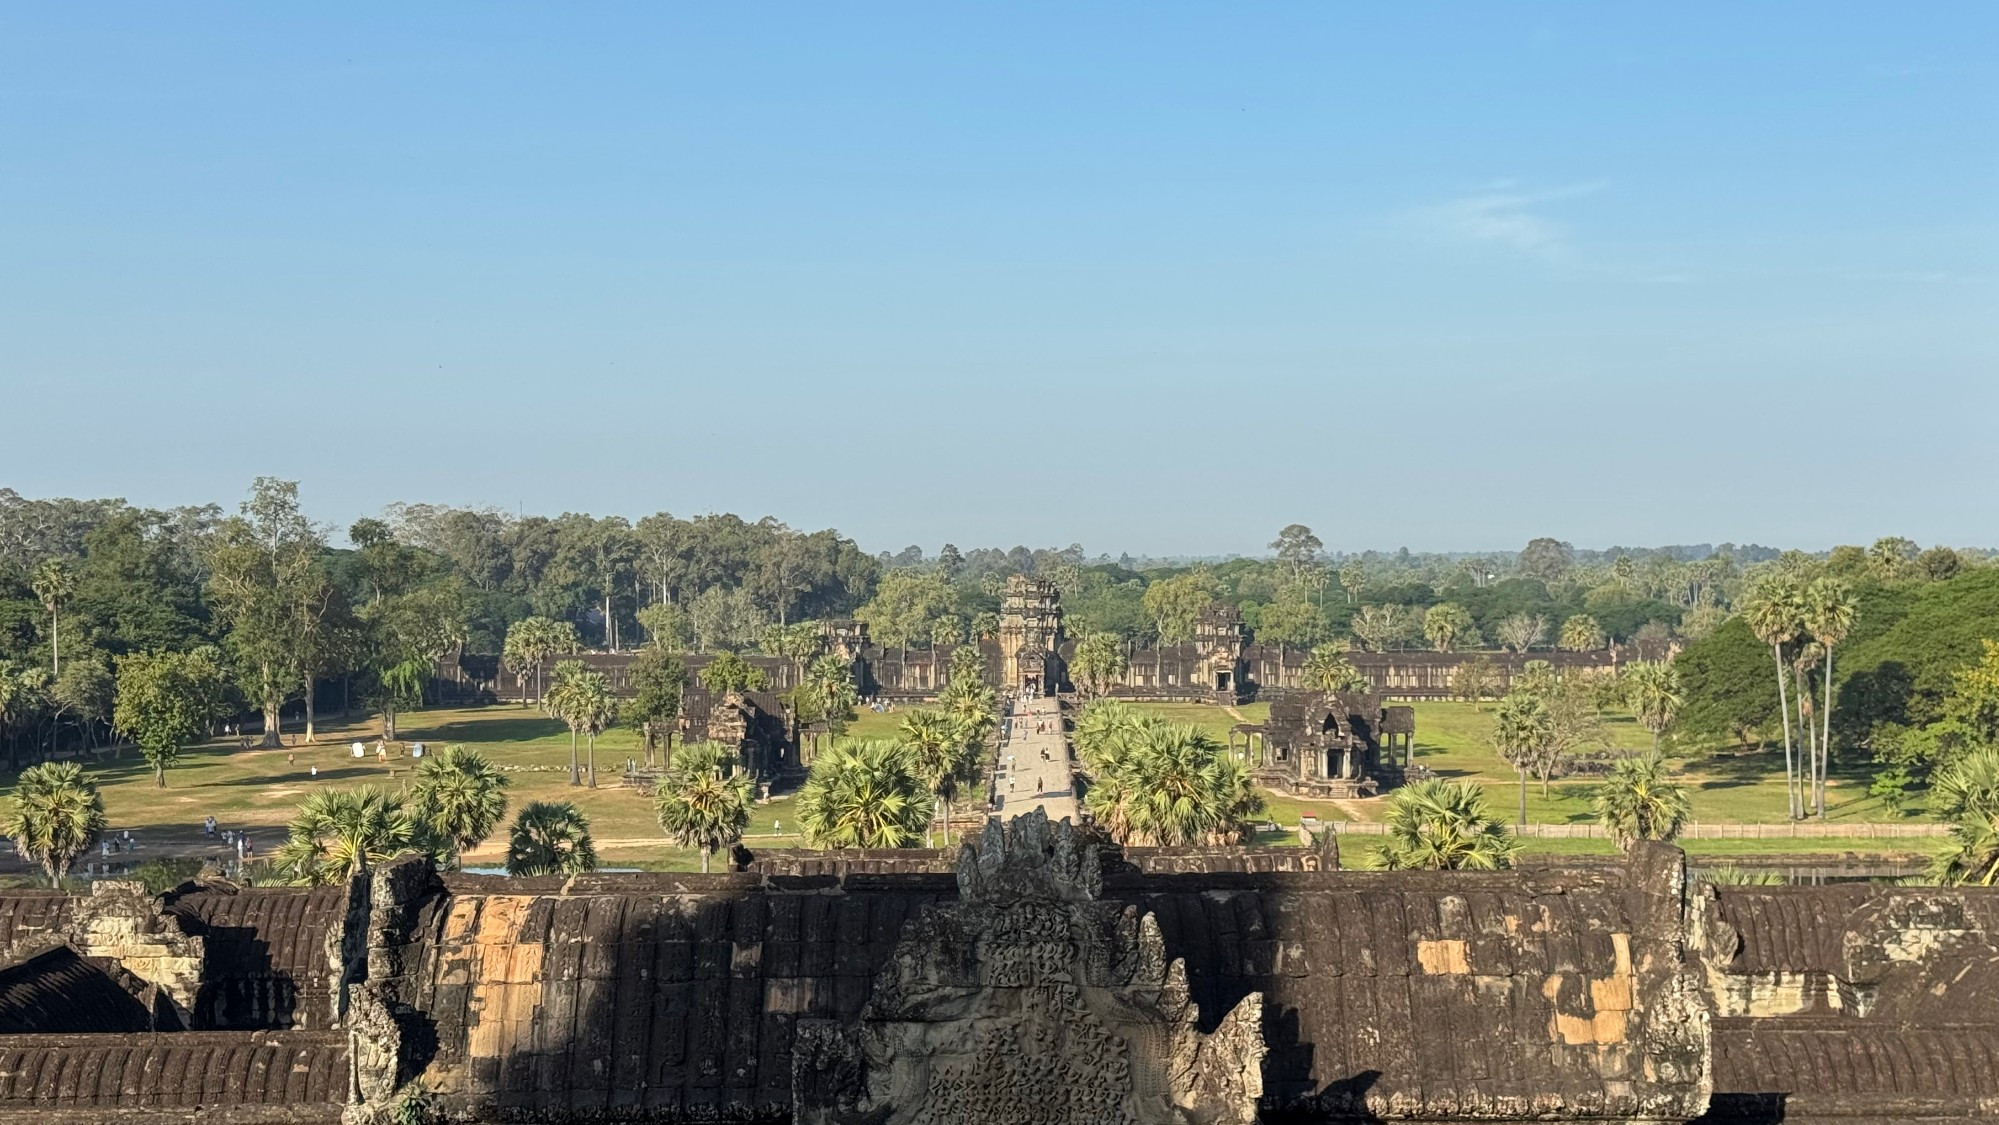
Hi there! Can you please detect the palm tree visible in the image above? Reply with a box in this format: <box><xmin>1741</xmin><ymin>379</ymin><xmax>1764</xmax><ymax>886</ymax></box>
<box><xmin>505</xmin><ymin>801</ymin><xmax>599</xmax><ymax>876</ymax></box>
<box><xmin>1371</xmin><ymin>778</ymin><xmax>1521</xmax><ymax>871</ymax></box>
<box><xmin>1491</xmin><ymin>692</ymin><xmax>1552</xmax><ymax>824</ymax></box>
<box><xmin>1558</xmin><ymin>615</ymin><xmax>1606</xmax><ymax>652</ymax></box>
<box><xmin>654</xmin><ymin>741</ymin><xmax>753</xmax><ymax>872</ymax></box>
<box><xmin>2</xmin><ymin>761</ymin><xmax>106</xmax><ymax>887</ymax></box>
<box><xmin>274</xmin><ymin>787</ymin><xmax>423</xmax><ymax>886</ymax></box>
<box><xmin>409</xmin><ymin>745</ymin><xmax>510</xmax><ymax>865</ymax></box>
<box><xmin>1621</xmin><ymin>661</ymin><xmax>1684</xmax><ymax>753</ymax></box>
<box><xmin>796</xmin><ymin>739</ymin><xmax>933</xmax><ymax>848</ymax></box>
<box><xmin>580</xmin><ymin>674</ymin><xmax>617</xmax><ymax>788</ymax></box>
<box><xmin>29</xmin><ymin>560</ymin><xmax>74</xmax><ymax>675</ymax></box>
<box><xmin>543</xmin><ymin>660</ymin><xmax>597</xmax><ymax>786</ymax></box>
<box><xmin>1592</xmin><ymin>753</ymin><xmax>1692</xmax><ymax>849</ymax></box>
<box><xmin>504</xmin><ymin>617</ymin><xmax>577</xmax><ymax>706</ymax></box>
<box><xmin>1744</xmin><ymin>576</ymin><xmax>1805</xmax><ymax>819</ymax></box>
<box><xmin>1300</xmin><ymin>644</ymin><xmax>1369</xmax><ymax>694</ymax></box>
<box><xmin>899</xmin><ymin>709</ymin><xmax>965</xmax><ymax>846</ymax></box>
<box><xmin>1074</xmin><ymin>714</ymin><xmax>1262</xmax><ymax>847</ymax></box>
<box><xmin>1802</xmin><ymin>577</ymin><xmax>1856</xmax><ymax>820</ymax></box>
<box><xmin>1931</xmin><ymin>746</ymin><xmax>1999</xmax><ymax>885</ymax></box>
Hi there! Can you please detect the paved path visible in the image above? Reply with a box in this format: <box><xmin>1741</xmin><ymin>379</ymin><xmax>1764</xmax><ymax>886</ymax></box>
<box><xmin>992</xmin><ymin>697</ymin><xmax>1079</xmax><ymax>823</ymax></box>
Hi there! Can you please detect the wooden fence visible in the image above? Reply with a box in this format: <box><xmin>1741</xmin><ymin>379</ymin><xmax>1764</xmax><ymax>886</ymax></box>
<box><xmin>1317</xmin><ymin>820</ymin><xmax>1951</xmax><ymax>840</ymax></box>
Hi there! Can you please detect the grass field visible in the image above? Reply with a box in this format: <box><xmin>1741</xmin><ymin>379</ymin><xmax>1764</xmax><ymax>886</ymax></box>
<box><xmin>1123</xmin><ymin>698</ymin><xmax>1930</xmax><ymax>844</ymax></box>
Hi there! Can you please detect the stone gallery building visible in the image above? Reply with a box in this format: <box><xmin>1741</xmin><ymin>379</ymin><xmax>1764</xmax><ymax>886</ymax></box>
<box><xmin>0</xmin><ymin>814</ymin><xmax>1991</xmax><ymax>1123</ymax></box>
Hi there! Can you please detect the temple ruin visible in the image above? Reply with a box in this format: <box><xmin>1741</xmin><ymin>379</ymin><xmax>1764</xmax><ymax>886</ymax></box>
<box><xmin>0</xmin><ymin>811</ymin><xmax>1991</xmax><ymax>1122</ymax></box>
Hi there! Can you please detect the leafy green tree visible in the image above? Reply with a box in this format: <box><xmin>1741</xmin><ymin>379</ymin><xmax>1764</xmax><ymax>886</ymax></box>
<box><xmin>1621</xmin><ymin>661</ymin><xmax>1684</xmax><ymax>752</ymax></box>
<box><xmin>274</xmin><ymin>787</ymin><xmax>429</xmax><ymax>886</ymax></box>
<box><xmin>1141</xmin><ymin>571</ymin><xmax>1219</xmax><ymax>643</ymax></box>
<box><xmin>506</xmin><ymin>801</ymin><xmax>599</xmax><ymax>876</ymax></box>
<box><xmin>1517</xmin><ymin>538</ymin><xmax>1574</xmax><ymax>583</ymax></box>
<box><xmin>206</xmin><ymin>479</ymin><xmax>334</xmax><ymax>748</ymax></box>
<box><xmin>1070</xmin><ymin>633</ymin><xmax>1128</xmax><ymax>698</ymax></box>
<box><xmin>794</xmin><ymin>653</ymin><xmax>857</xmax><ymax>741</ymax></box>
<box><xmin>409</xmin><ymin>745</ymin><xmax>509</xmax><ymax>864</ymax></box>
<box><xmin>1269</xmin><ymin>524</ymin><xmax>1323</xmax><ymax>580</ymax></box>
<box><xmin>654</xmin><ymin>741</ymin><xmax>753</xmax><ymax>872</ymax></box>
<box><xmin>797</xmin><ymin>739</ymin><xmax>934</xmax><ymax>848</ymax></box>
<box><xmin>1592</xmin><ymin>753</ymin><xmax>1692</xmax><ymax>848</ymax></box>
<box><xmin>1255</xmin><ymin>589</ymin><xmax>1326</xmax><ymax>649</ymax></box>
<box><xmin>1370</xmin><ymin>778</ymin><xmax>1521</xmax><ymax>871</ymax></box>
<box><xmin>112</xmin><ymin>648</ymin><xmax>230</xmax><ymax>787</ymax></box>
<box><xmin>52</xmin><ymin>650</ymin><xmax>116</xmax><ymax>752</ymax></box>
<box><xmin>855</xmin><ymin>571</ymin><xmax>955</xmax><ymax>656</ymax></box>
<box><xmin>698</xmin><ymin>650</ymin><xmax>769</xmax><ymax>696</ymax></box>
<box><xmin>29</xmin><ymin>559</ymin><xmax>73</xmax><ymax>674</ymax></box>
<box><xmin>625</xmin><ymin>644</ymin><xmax>686</xmax><ymax>767</ymax></box>
<box><xmin>636</xmin><ymin>602</ymin><xmax>694</xmax><ymax>651</ymax></box>
<box><xmin>1945</xmin><ymin>640</ymin><xmax>1999</xmax><ymax>745</ymax></box>
<box><xmin>1423</xmin><ymin>603</ymin><xmax>1477</xmax><ymax>652</ymax></box>
<box><xmin>1300</xmin><ymin>644</ymin><xmax>1370</xmax><ymax>694</ymax></box>
<box><xmin>1558</xmin><ymin>614</ymin><xmax>1605</xmax><ymax>652</ymax></box>
<box><xmin>1</xmin><ymin>762</ymin><xmax>106</xmax><ymax>886</ymax></box>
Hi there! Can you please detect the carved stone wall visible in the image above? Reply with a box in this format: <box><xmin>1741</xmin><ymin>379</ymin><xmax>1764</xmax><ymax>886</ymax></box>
<box><xmin>795</xmin><ymin>813</ymin><xmax>1263</xmax><ymax>1125</ymax></box>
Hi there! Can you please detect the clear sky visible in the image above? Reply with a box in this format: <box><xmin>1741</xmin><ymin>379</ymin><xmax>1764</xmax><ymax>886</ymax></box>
<box><xmin>2</xmin><ymin>4</ymin><xmax>1994</xmax><ymax>556</ymax></box>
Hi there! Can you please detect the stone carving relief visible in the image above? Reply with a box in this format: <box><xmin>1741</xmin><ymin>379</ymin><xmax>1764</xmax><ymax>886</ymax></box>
<box><xmin>795</xmin><ymin>811</ymin><xmax>1264</xmax><ymax>1125</ymax></box>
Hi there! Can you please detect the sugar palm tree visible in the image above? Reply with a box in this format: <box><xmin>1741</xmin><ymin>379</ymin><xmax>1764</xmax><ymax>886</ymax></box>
<box><xmin>505</xmin><ymin>801</ymin><xmax>599</xmax><ymax>876</ymax></box>
<box><xmin>1592</xmin><ymin>753</ymin><xmax>1692</xmax><ymax>848</ymax></box>
<box><xmin>580</xmin><ymin>675</ymin><xmax>617</xmax><ymax>788</ymax></box>
<box><xmin>1371</xmin><ymin>778</ymin><xmax>1521</xmax><ymax>871</ymax></box>
<box><xmin>1300</xmin><ymin>644</ymin><xmax>1369</xmax><ymax>694</ymax></box>
<box><xmin>1802</xmin><ymin>577</ymin><xmax>1857</xmax><ymax>820</ymax></box>
<box><xmin>274</xmin><ymin>787</ymin><xmax>423</xmax><ymax>886</ymax></box>
<box><xmin>409</xmin><ymin>745</ymin><xmax>510</xmax><ymax>865</ymax></box>
<box><xmin>1931</xmin><ymin>746</ymin><xmax>1999</xmax><ymax>885</ymax></box>
<box><xmin>2</xmin><ymin>761</ymin><xmax>106</xmax><ymax>887</ymax></box>
<box><xmin>898</xmin><ymin>709</ymin><xmax>963</xmax><ymax>846</ymax></box>
<box><xmin>1743</xmin><ymin>576</ymin><xmax>1805</xmax><ymax>819</ymax></box>
<box><xmin>1621</xmin><ymin>661</ymin><xmax>1684</xmax><ymax>753</ymax></box>
<box><xmin>654</xmin><ymin>741</ymin><xmax>754</xmax><ymax>873</ymax></box>
<box><xmin>29</xmin><ymin>560</ymin><xmax>74</xmax><ymax>675</ymax></box>
<box><xmin>1491</xmin><ymin>691</ymin><xmax>1552</xmax><ymax>824</ymax></box>
<box><xmin>796</xmin><ymin>739</ymin><xmax>933</xmax><ymax>848</ymax></box>
<box><xmin>1077</xmin><ymin>718</ymin><xmax>1261</xmax><ymax>847</ymax></box>
<box><xmin>543</xmin><ymin>660</ymin><xmax>600</xmax><ymax>786</ymax></box>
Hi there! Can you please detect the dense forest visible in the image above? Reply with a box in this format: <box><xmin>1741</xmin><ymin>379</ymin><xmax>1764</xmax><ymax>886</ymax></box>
<box><xmin>0</xmin><ymin>484</ymin><xmax>1992</xmax><ymax>801</ymax></box>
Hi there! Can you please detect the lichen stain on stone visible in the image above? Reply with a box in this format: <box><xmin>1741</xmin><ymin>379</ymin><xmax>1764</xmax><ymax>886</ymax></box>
<box><xmin>1416</xmin><ymin>938</ymin><xmax>1469</xmax><ymax>975</ymax></box>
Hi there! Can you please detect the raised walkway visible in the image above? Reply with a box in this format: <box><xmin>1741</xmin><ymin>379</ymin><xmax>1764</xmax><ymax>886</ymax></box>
<box><xmin>991</xmin><ymin>696</ymin><xmax>1079</xmax><ymax>823</ymax></box>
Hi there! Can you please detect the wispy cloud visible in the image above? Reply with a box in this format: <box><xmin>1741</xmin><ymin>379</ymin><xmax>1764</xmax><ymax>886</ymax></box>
<box><xmin>1406</xmin><ymin>181</ymin><xmax>1606</xmax><ymax>258</ymax></box>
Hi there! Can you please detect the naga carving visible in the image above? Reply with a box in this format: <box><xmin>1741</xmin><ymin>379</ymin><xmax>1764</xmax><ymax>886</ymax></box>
<box><xmin>795</xmin><ymin>811</ymin><xmax>1265</xmax><ymax>1125</ymax></box>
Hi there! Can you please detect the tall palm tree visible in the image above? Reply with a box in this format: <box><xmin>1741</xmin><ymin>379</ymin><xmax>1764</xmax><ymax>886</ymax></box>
<box><xmin>1491</xmin><ymin>691</ymin><xmax>1552</xmax><ymax>824</ymax></box>
<box><xmin>506</xmin><ymin>801</ymin><xmax>599</xmax><ymax>876</ymax></box>
<box><xmin>1802</xmin><ymin>578</ymin><xmax>1857</xmax><ymax>820</ymax></box>
<box><xmin>29</xmin><ymin>560</ymin><xmax>74</xmax><ymax>675</ymax></box>
<box><xmin>796</xmin><ymin>739</ymin><xmax>933</xmax><ymax>848</ymax></box>
<box><xmin>1744</xmin><ymin>577</ymin><xmax>1805</xmax><ymax>820</ymax></box>
<box><xmin>899</xmin><ymin>709</ymin><xmax>966</xmax><ymax>846</ymax></box>
<box><xmin>580</xmin><ymin>674</ymin><xmax>617</xmax><ymax>788</ymax></box>
<box><xmin>1621</xmin><ymin>661</ymin><xmax>1684</xmax><ymax>753</ymax></box>
<box><xmin>2</xmin><ymin>761</ymin><xmax>106</xmax><ymax>887</ymax></box>
<box><xmin>1592</xmin><ymin>753</ymin><xmax>1692</xmax><ymax>849</ymax></box>
<box><xmin>1300</xmin><ymin>644</ymin><xmax>1369</xmax><ymax>694</ymax></box>
<box><xmin>409</xmin><ymin>745</ymin><xmax>510</xmax><ymax>865</ymax></box>
<box><xmin>1371</xmin><ymin>778</ymin><xmax>1521</xmax><ymax>871</ymax></box>
<box><xmin>274</xmin><ymin>787</ymin><xmax>422</xmax><ymax>886</ymax></box>
<box><xmin>654</xmin><ymin>741</ymin><xmax>753</xmax><ymax>873</ymax></box>
<box><xmin>543</xmin><ymin>661</ymin><xmax>596</xmax><ymax>786</ymax></box>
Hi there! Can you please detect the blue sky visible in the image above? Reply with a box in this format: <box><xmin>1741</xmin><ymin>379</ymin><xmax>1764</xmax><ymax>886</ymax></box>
<box><xmin>2</xmin><ymin>4</ymin><xmax>1994</xmax><ymax>555</ymax></box>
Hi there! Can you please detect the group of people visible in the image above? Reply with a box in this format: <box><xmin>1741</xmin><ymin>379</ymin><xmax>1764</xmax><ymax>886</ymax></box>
<box><xmin>202</xmin><ymin>816</ymin><xmax>256</xmax><ymax>859</ymax></box>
